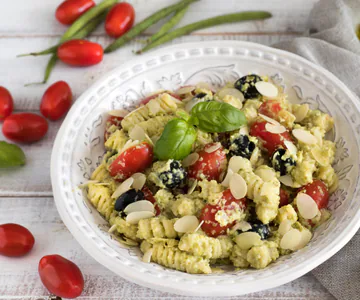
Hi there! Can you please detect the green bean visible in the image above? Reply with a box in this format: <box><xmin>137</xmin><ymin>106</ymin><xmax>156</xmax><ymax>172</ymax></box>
<box><xmin>137</xmin><ymin>11</ymin><xmax>272</xmax><ymax>54</ymax></box>
<box><xmin>104</xmin><ymin>0</ymin><xmax>198</xmax><ymax>53</ymax></box>
<box><xmin>25</xmin><ymin>54</ymin><xmax>58</xmax><ymax>86</ymax></box>
<box><xmin>18</xmin><ymin>12</ymin><xmax>107</xmax><ymax>57</ymax></box>
<box><xmin>146</xmin><ymin>5</ymin><xmax>189</xmax><ymax>44</ymax></box>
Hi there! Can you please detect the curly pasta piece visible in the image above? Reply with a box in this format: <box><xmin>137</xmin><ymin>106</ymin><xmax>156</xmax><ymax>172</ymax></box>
<box><xmin>171</xmin><ymin>193</ymin><xmax>205</xmax><ymax>217</ymax></box>
<box><xmin>90</xmin><ymin>163</ymin><xmax>118</xmax><ymax>193</ymax></box>
<box><xmin>87</xmin><ymin>183</ymin><xmax>114</xmax><ymax>221</ymax></box>
<box><xmin>178</xmin><ymin>233</ymin><xmax>233</xmax><ymax>259</ymax></box>
<box><xmin>230</xmin><ymin>244</ymin><xmax>250</xmax><ymax>268</ymax></box>
<box><xmin>105</xmin><ymin>129</ymin><xmax>129</xmax><ymax>151</ymax></box>
<box><xmin>137</xmin><ymin>217</ymin><xmax>179</xmax><ymax>240</ymax></box>
<box><xmin>291</xmin><ymin>151</ymin><xmax>317</xmax><ymax>186</ymax></box>
<box><xmin>277</xmin><ymin>109</ymin><xmax>296</xmax><ymax>128</ymax></box>
<box><xmin>154</xmin><ymin>189</ymin><xmax>174</xmax><ymax>211</ymax></box>
<box><xmin>275</xmin><ymin>205</ymin><xmax>298</xmax><ymax>224</ymax></box>
<box><xmin>316</xmin><ymin>166</ymin><xmax>339</xmax><ymax>193</ymax></box>
<box><xmin>109</xmin><ymin>213</ymin><xmax>138</xmax><ymax>240</ymax></box>
<box><xmin>198</xmin><ymin>179</ymin><xmax>224</xmax><ymax>205</ymax></box>
<box><xmin>136</xmin><ymin>115</ymin><xmax>175</xmax><ymax>137</ymax></box>
<box><xmin>247</xmin><ymin>241</ymin><xmax>279</xmax><ymax>269</ymax></box>
<box><xmin>301</xmin><ymin>109</ymin><xmax>334</xmax><ymax>133</ymax></box>
<box><xmin>193</xmin><ymin>129</ymin><xmax>213</xmax><ymax>151</ymax></box>
<box><xmin>241</xmin><ymin>100</ymin><xmax>262</xmax><ymax>124</ymax></box>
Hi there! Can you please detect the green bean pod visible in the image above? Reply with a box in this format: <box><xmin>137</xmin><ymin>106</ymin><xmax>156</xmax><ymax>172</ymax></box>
<box><xmin>146</xmin><ymin>5</ymin><xmax>189</xmax><ymax>44</ymax></box>
<box><xmin>25</xmin><ymin>54</ymin><xmax>58</xmax><ymax>86</ymax></box>
<box><xmin>104</xmin><ymin>0</ymin><xmax>198</xmax><ymax>53</ymax></box>
<box><xmin>137</xmin><ymin>11</ymin><xmax>272</xmax><ymax>54</ymax></box>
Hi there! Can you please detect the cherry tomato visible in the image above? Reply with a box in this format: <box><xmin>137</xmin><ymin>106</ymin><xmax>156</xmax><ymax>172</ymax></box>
<box><xmin>0</xmin><ymin>86</ymin><xmax>13</xmax><ymax>121</ymax></box>
<box><xmin>200</xmin><ymin>189</ymin><xmax>247</xmax><ymax>237</ymax></box>
<box><xmin>258</xmin><ymin>100</ymin><xmax>282</xmax><ymax>120</ymax></box>
<box><xmin>109</xmin><ymin>142</ymin><xmax>153</xmax><ymax>181</ymax></box>
<box><xmin>0</xmin><ymin>224</ymin><xmax>35</xmax><ymax>257</ymax></box>
<box><xmin>141</xmin><ymin>92</ymin><xmax>181</xmax><ymax>105</ymax></box>
<box><xmin>104</xmin><ymin>115</ymin><xmax>123</xmax><ymax>141</ymax></box>
<box><xmin>39</xmin><ymin>255</ymin><xmax>84</xmax><ymax>299</ymax></box>
<box><xmin>298</xmin><ymin>179</ymin><xmax>329</xmax><ymax>209</ymax></box>
<box><xmin>2</xmin><ymin>113</ymin><xmax>48</xmax><ymax>143</ymax></box>
<box><xmin>40</xmin><ymin>81</ymin><xmax>72</xmax><ymax>121</ymax></box>
<box><xmin>142</xmin><ymin>186</ymin><xmax>161</xmax><ymax>216</ymax></box>
<box><xmin>57</xmin><ymin>40</ymin><xmax>103</xmax><ymax>67</ymax></box>
<box><xmin>279</xmin><ymin>188</ymin><xmax>290</xmax><ymax>207</ymax></box>
<box><xmin>250</xmin><ymin>120</ymin><xmax>292</xmax><ymax>154</ymax></box>
<box><xmin>56</xmin><ymin>0</ymin><xmax>95</xmax><ymax>25</ymax></box>
<box><xmin>105</xmin><ymin>2</ymin><xmax>135</xmax><ymax>38</ymax></box>
<box><xmin>188</xmin><ymin>143</ymin><xmax>227</xmax><ymax>182</ymax></box>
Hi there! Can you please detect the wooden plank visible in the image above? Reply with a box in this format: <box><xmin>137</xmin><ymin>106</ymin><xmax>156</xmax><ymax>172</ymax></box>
<box><xmin>0</xmin><ymin>197</ymin><xmax>335</xmax><ymax>299</ymax></box>
<box><xmin>0</xmin><ymin>0</ymin><xmax>316</xmax><ymax>36</ymax></box>
<box><xmin>0</xmin><ymin>33</ymin><xmax>297</xmax><ymax>196</ymax></box>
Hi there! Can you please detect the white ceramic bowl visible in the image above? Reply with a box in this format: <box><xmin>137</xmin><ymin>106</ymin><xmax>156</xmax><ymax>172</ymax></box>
<box><xmin>51</xmin><ymin>41</ymin><xmax>360</xmax><ymax>297</ymax></box>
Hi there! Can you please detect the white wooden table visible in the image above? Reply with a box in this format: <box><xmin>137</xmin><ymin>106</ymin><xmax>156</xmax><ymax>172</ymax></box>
<box><xmin>0</xmin><ymin>1</ymin><xmax>335</xmax><ymax>299</ymax></box>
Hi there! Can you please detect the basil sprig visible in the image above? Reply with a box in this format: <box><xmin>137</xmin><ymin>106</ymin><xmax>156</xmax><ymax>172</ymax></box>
<box><xmin>0</xmin><ymin>141</ymin><xmax>26</xmax><ymax>168</ymax></box>
<box><xmin>190</xmin><ymin>101</ymin><xmax>247</xmax><ymax>132</ymax></box>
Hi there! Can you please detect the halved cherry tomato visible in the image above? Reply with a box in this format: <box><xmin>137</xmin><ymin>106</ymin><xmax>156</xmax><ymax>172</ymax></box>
<box><xmin>141</xmin><ymin>92</ymin><xmax>181</xmax><ymax>105</ymax></box>
<box><xmin>188</xmin><ymin>143</ymin><xmax>227</xmax><ymax>182</ymax></box>
<box><xmin>279</xmin><ymin>188</ymin><xmax>290</xmax><ymax>207</ymax></box>
<box><xmin>2</xmin><ymin>113</ymin><xmax>48</xmax><ymax>143</ymax></box>
<box><xmin>0</xmin><ymin>224</ymin><xmax>35</xmax><ymax>257</ymax></box>
<box><xmin>0</xmin><ymin>86</ymin><xmax>13</xmax><ymax>121</ymax></box>
<box><xmin>258</xmin><ymin>100</ymin><xmax>282</xmax><ymax>120</ymax></box>
<box><xmin>40</xmin><ymin>81</ymin><xmax>72</xmax><ymax>121</ymax></box>
<box><xmin>56</xmin><ymin>0</ymin><xmax>95</xmax><ymax>25</ymax></box>
<box><xmin>142</xmin><ymin>185</ymin><xmax>161</xmax><ymax>215</ymax></box>
<box><xmin>39</xmin><ymin>255</ymin><xmax>84</xmax><ymax>299</ymax></box>
<box><xmin>109</xmin><ymin>142</ymin><xmax>153</xmax><ymax>181</ymax></box>
<box><xmin>298</xmin><ymin>179</ymin><xmax>329</xmax><ymax>209</ymax></box>
<box><xmin>200</xmin><ymin>189</ymin><xmax>247</xmax><ymax>237</ymax></box>
<box><xmin>57</xmin><ymin>40</ymin><xmax>103</xmax><ymax>67</ymax></box>
<box><xmin>104</xmin><ymin>115</ymin><xmax>123</xmax><ymax>141</ymax></box>
<box><xmin>105</xmin><ymin>2</ymin><xmax>135</xmax><ymax>38</ymax></box>
<box><xmin>250</xmin><ymin>120</ymin><xmax>292</xmax><ymax>154</ymax></box>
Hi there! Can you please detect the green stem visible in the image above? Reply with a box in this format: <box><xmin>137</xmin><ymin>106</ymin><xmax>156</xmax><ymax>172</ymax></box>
<box><xmin>104</xmin><ymin>0</ymin><xmax>198</xmax><ymax>53</ymax></box>
<box><xmin>25</xmin><ymin>54</ymin><xmax>58</xmax><ymax>86</ymax></box>
<box><xmin>146</xmin><ymin>5</ymin><xmax>189</xmax><ymax>44</ymax></box>
<box><xmin>137</xmin><ymin>11</ymin><xmax>272</xmax><ymax>54</ymax></box>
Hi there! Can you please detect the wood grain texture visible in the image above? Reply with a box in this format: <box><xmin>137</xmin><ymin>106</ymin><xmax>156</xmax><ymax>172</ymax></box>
<box><xmin>0</xmin><ymin>197</ymin><xmax>335</xmax><ymax>300</ymax></box>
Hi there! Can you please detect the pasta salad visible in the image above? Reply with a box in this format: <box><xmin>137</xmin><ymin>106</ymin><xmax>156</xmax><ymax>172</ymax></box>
<box><xmin>83</xmin><ymin>74</ymin><xmax>337</xmax><ymax>274</ymax></box>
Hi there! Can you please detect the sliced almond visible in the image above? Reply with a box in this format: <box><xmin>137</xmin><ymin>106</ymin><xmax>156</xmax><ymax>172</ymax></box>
<box><xmin>108</xmin><ymin>224</ymin><xmax>117</xmax><ymax>233</ymax></box>
<box><xmin>124</xmin><ymin>200</ymin><xmax>154</xmax><ymax>215</ymax></box>
<box><xmin>232</xmin><ymin>220</ymin><xmax>252</xmax><ymax>232</ymax></box>
<box><xmin>255</xmin><ymin>168</ymin><xmax>276</xmax><ymax>182</ymax></box>
<box><xmin>147</xmin><ymin>99</ymin><xmax>161</xmax><ymax>115</ymax></box>
<box><xmin>255</xmin><ymin>81</ymin><xmax>278</xmax><ymax>98</ymax></box>
<box><xmin>129</xmin><ymin>125</ymin><xmax>146</xmax><ymax>141</ymax></box>
<box><xmin>78</xmin><ymin>180</ymin><xmax>99</xmax><ymax>188</ymax></box>
<box><xmin>258</xmin><ymin>113</ymin><xmax>281</xmax><ymax>126</ymax></box>
<box><xmin>187</xmin><ymin>179</ymin><xmax>198</xmax><ymax>195</ymax></box>
<box><xmin>229</xmin><ymin>173</ymin><xmax>247</xmax><ymax>199</ymax></box>
<box><xmin>176</xmin><ymin>86</ymin><xmax>195</xmax><ymax>95</ymax></box>
<box><xmin>221</xmin><ymin>169</ymin><xmax>234</xmax><ymax>187</ymax></box>
<box><xmin>144</xmin><ymin>133</ymin><xmax>154</xmax><ymax>146</ymax></box>
<box><xmin>279</xmin><ymin>174</ymin><xmax>298</xmax><ymax>188</ymax></box>
<box><xmin>265</xmin><ymin>123</ymin><xmax>286</xmax><ymax>134</ymax></box>
<box><xmin>278</xmin><ymin>219</ymin><xmax>293</xmax><ymax>236</ymax></box>
<box><xmin>292</xmin><ymin>129</ymin><xmax>317</xmax><ymax>145</ymax></box>
<box><xmin>311</xmin><ymin>147</ymin><xmax>328</xmax><ymax>166</ymax></box>
<box><xmin>111</xmin><ymin>177</ymin><xmax>134</xmax><ymax>199</ymax></box>
<box><xmin>205</xmin><ymin>142</ymin><xmax>221</xmax><ymax>153</ymax></box>
<box><xmin>131</xmin><ymin>173</ymin><xmax>146</xmax><ymax>191</ymax></box>
<box><xmin>296</xmin><ymin>193</ymin><xmax>319</xmax><ymax>219</ymax></box>
<box><xmin>182</xmin><ymin>152</ymin><xmax>199</xmax><ymax>167</ymax></box>
<box><xmin>120</xmin><ymin>139</ymin><xmax>139</xmax><ymax>155</ymax></box>
<box><xmin>126</xmin><ymin>211</ymin><xmax>155</xmax><ymax>225</ymax></box>
<box><xmin>196</xmin><ymin>82</ymin><xmax>211</xmax><ymax>90</ymax></box>
<box><xmin>294</xmin><ymin>229</ymin><xmax>312</xmax><ymax>250</ymax></box>
<box><xmin>151</xmin><ymin>135</ymin><xmax>160</xmax><ymax>145</ymax></box>
<box><xmin>174</xmin><ymin>215</ymin><xmax>200</xmax><ymax>233</ymax></box>
<box><xmin>228</xmin><ymin>156</ymin><xmax>244</xmax><ymax>173</ymax></box>
<box><xmin>142</xmin><ymin>248</ymin><xmax>153</xmax><ymax>263</ymax></box>
<box><xmin>185</xmin><ymin>98</ymin><xmax>203</xmax><ymax>112</ymax></box>
<box><xmin>108</xmin><ymin>109</ymin><xmax>129</xmax><ymax>118</ymax></box>
<box><xmin>294</xmin><ymin>104</ymin><xmax>309</xmax><ymax>122</ymax></box>
<box><xmin>218</xmin><ymin>88</ymin><xmax>245</xmax><ymax>102</ymax></box>
<box><xmin>193</xmin><ymin>220</ymin><xmax>204</xmax><ymax>233</ymax></box>
<box><xmin>284</xmin><ymin>141</ymin><xmax>297</xmax><ymax>155</ymax></box>
<box><xmin>235</xmin><ymin>232</ymin><xmax>262</xmax><ymax>250</ymax></box>
<box><xmin>239</xmin><ymin>126</ymin><xmax>249</xmax><ymax>136</ymax></box>
<box><xmin>280</xmin><ymin>229</ymin><xmax>302</xmax><ymax>250</ymax></box>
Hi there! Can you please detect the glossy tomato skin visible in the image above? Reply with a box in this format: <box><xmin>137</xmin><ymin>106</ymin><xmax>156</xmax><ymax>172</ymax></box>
<box><xmin>0</xmin><ymin>224</ymin><xmax>35</xmax><ymax>257</ymax></box>
<box><xmin>279</xmin><ymin>188</ymin><xmax>290</xmax><ymax>207</ymax></box>
<box><xmin>2</xmin><ymin>113</ymin><xmax>48</xmax><ymax>143</ymax></box>
<box><xmin>40</xmin><ymin>81</ymin><xmax>72</xmax><ymax>121</ymax></box>
<box><xmin>200</xmin><ymin>189</ymin><xmax>247</xmax><ymax>237</ymax></box>
<box><xmin>109</xmin><ymin>142</ymin><xmax>153</xmax><ymax>181</ymax></box>
<box><xmin>258</xmin><ymin>100</ymin><xmax>282</xmax><ymax>120</ymax></box>
<box><xmin>56</xmin><ymin>0</ymin><xmax>95</xmax><ymax>25</ymax></box>
<box><xmin>188</xmin><ymin>143</ymin><xmax>227</xmax><ymax>182</ymax></box>
<box><xmin>298</xmin><ymin>179</ymin><xmax>329</xmax><ymax>209</ymax></box>
<box><xmin>142</xmin><ymin>186</ymin><xmax>161</xmax><ymax>215</ymax></box>
<box><xmin>57</xmin><ymin>40</ymin><xmax>103</xmax><ymax>67</ymax></box>
<box><xmin>0</xmin><ymin>86</ymin><xmax>13</xmax><ymax>121</ymax></box>
<box><xmin>39</xmin><ymin>255</ymin><xmax>84</xmax><ymax>299</ymax></box>
<box><xmin>105</xmin><ymin>2</ymin><xmax>135</xmax><ymax>38</ymax></box>
<box><xmin>141</xmin><ymin>92</ymin><xmax>181</xmax><ymax>105</ymax></box>
<box><xmin>250</xmin><ymin>120</ymin><xmax>292</xmax><ymax>155</ymax></box>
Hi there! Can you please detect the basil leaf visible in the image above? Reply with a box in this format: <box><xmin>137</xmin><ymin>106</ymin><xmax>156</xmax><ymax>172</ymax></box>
<box><xmin>191</xmin><ymin>101</ymin><xmax>247</xmax><ymax>132</ymax></box>
<box><xmin>154</xmin><ymin>119</ymin><xmax>197</xmax><ymax>160</ymax></box>
<box><xmin>0</xmin><ymin>141</ymin><xmax>26</xmax><ymax>168</ymax></box>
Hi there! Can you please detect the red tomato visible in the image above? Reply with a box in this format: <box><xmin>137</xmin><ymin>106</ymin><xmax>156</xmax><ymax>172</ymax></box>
<box><xmin>142</xmin><ymin>186</ymin><xmax>161</xmax><ymax>216</ymax></box>
<box><xmin>279</xmin><ymin>188</ymin><xmax>290</xmax><ymax>207</ymax></box>
<box><xmin>104</xmin><ymin>115</ymin><xmax>123</xmax><ymax>141</ymax></box>
<box><xmin>105</xmin><ymin>2</ymin><xmax>135</xmax><ymax>38</ymax></box>
<box><xmin>0</xmin><ymin>224</ymin><xmax>35</xmax><ymax>257</ymax></box>
<box><xmin>57</xmin><ymin>40</ymin><xmax>103</xmax><ymax>67</ymax></box>
<box><xmin>188</xmin><ymin>143</ymin><xmax>227</xmax><ymax>182</ymax></box>
<box><xmin>56</xmin><ymin>0</ymin><xmax>95</xmax><ymax>25</ymax></box>
<box><xmin>258</xmin><ymin>100</ymin><xmax>282</xmax><ymax>120</ymax></box>
<box><xmin>0</xmin><ymin>86</ymin><xmax>13</xmax><ymax>121</ymax></box>
<box><xmin>250</xmin><ymin>120</ymin><xmax>292</xmax><ymax>154</ymax></box>
<box><xmin>141</xmin><ymin>92</ymin><xmax>181</xmax><ymax>105</ymax></box>
<box><xmin>2</xmin><ymin>113</ymin><xmax>48</xmax><ymax>143</ymax></box>
<box><xmin>40</xmin><ymin>81</ymin><xmax>72</xmax><ymax>121</ymax></box>
<box><xmin>109</xmin><ymin>142</ymin><xmax>153</xmax><ymax>181</ymax></box>
<box><xmin>39</xmin><ymin>255</ymin><xmax>84</xmax><ymax>299</ymax></box>
<box><xmin>298</xmin><ymin>180</ymin><xmax>329</xmax><ymax>209</ymax></box>
<box><xmin>200</xmin><ymin>189</ymin><xmax>247</xmax><ymax>237</ymax></box>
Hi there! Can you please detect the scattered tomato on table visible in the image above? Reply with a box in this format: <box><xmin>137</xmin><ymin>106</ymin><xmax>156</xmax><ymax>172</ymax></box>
<box><xmin>56</xmin><ymin>0</ymin><xmax>96</xmax><ymax>25</ymax></box>
<box><xmin>0</xmin><ymin>223</ymin><xmax>35</xmax><ymax>257</ymax></box>
<box><xmin>105</xmin><ymin>2</ymin><xmax>135</xmax><ymax>38</ymax></box>
<box><xmin>0</xmin><ymin>86</ymin><xmax>14</xmax><ymax>121</ymax></box>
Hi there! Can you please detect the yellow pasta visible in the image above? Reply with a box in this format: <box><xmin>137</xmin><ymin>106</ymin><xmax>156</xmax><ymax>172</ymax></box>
<box><xmin>87</xmin><ymin>183</ymin><xmax>114</xmax><ymax>221</ymax></box>
<box><xmin>198</xmin><ymin>179</ymin><xmax>224</xmax><ymax>205</ymax></box>
<box><xmin>137</xmin><ymin>217</ymin><xmax>180</xmax><ymax>240</ymax></box>
<box><xmin>105</xmin><ymin>129</ymin><xmax>129</xmax><ymax>152</ymax></box>
<box><xmin>109</xmin><ymin>213</ymin><xmax>138</xmax><ymax>240</ymax></box>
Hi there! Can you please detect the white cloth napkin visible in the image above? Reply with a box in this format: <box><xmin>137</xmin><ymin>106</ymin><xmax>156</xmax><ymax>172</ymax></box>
<box><xmin>274</xmin><ymin>1</ymin><xmax>360</xmax><ymax>299</ymax></box>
